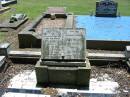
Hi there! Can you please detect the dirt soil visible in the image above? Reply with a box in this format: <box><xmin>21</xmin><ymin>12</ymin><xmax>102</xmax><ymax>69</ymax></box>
<box><xmin>36</xmin><ymin>18</ymin><xmax>66</xmax><ymax>34</ymax></box>
<box><xmin>0</xmin><ymin>61</ymin><xmax>130</xmax><ymax>97</ymax></box>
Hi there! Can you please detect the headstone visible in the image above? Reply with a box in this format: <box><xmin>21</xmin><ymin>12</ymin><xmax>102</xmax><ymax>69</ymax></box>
<box><xmin>41</xmin><ymin>28</ymin><xmax>86</xmax><ymax>61</ymax></box>
<box><xmin>96</xmin><ymin>0</ymin><xmax>118</xmax><ymax>17</ymax></box>
<box><xmin>35</xmin><ymin>28</ymin><xmax>91</xmax><ymax>87</ymax></box>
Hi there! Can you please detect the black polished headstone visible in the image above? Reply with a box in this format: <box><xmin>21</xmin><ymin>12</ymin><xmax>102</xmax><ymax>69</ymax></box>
<box><xmin>96</xmin><ymin>0</ymin><xmax>118</xmax><ymax>17</ymax></box>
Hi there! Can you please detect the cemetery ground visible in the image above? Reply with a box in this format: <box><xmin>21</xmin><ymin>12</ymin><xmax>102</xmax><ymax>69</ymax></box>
<box><xmin>1</xmin><ymin>28</ymin><xmax>130</xmax><ymax>96</ymax></box>
<box><xmin>0</xmin><ymin>0</ymin><xmax>130</xmax><ymax>97</ymax></box>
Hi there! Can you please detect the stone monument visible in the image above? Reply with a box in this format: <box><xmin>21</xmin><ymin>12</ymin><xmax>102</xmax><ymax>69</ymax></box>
<box><xmin>35</xmin><ymin>28</ymin><xmax>91</xmax><ymax>87</ymax></box>
<box><xmin>96</xmin><ymin>0</ymin><xmax>118</xmax><ymax>17</ymax></box>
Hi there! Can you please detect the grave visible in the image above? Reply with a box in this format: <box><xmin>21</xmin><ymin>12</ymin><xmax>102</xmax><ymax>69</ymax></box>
<box><xmin>19</xmin><ymin>5</ymin><xmax>130</xmax><ymax>50</ymax></box>
<box><xmin>96</xmin><ymin>0</ymin><xmax>118</xmax><ymax>17</ymax></box>
<box><xmin>35</xmin><ymin>28</ymin><xmax>91</xmax><ymax>87</ymax></box>
<box><xmin>18</xmin><ymin>7</ymin><xmax>74</xmax><ymax>48</ymax></box>
<box><xmin>0</xmin><ymin>13</ymin><xmax>28</xmax><ymax>30</ymax></box>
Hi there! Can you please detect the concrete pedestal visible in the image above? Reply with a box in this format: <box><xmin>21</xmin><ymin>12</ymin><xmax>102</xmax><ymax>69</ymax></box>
<box><xmin>35</xmin><ymin>58</ymin><xmax>91</xmax><ymax>87</ymax></box>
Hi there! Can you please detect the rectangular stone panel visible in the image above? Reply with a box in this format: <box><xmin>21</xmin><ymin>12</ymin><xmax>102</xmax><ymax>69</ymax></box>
<box><xmin>41</xmin><ymin>28</ymin><xmax>86</xmax><ymax>61</ymax></box>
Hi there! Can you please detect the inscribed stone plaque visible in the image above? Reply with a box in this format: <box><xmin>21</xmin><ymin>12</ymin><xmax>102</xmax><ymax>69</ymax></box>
<box><xmin>41</xmin><ymin>28</ymin><xmax>86</xmax><ymax>61</ymax></box>
<box><xmin>96</xmin><ymin>0</ymin><xmax>118</xmax><ymax>17</ymax></box>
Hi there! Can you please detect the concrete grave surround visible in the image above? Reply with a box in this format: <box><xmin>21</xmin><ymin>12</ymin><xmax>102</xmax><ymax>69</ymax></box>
<box><xmin>35</xmin><ymin>28</ymin><xmax>91</xmax><ymax>87</ymax></box>
<box><xmin>18</xmin><ymin>7</ymin><xmax>130</xmax><ymax>50</ymax></box>
<box><xmin>0</xmin><ymin>14</ymin><xmax>28</xmax><ymax>30</ymax></box>
<box><xmin>18</xmin><ymin>7</ymin><xmax>74</xmax><ymax>48</ymax></box>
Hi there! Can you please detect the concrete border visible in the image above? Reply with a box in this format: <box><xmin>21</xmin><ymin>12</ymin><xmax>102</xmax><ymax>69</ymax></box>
<box><xmin>0</xmin><ymin>17</ymin><xmax>28</xmax><ymax>30</ymax></box>
<box><xmin>0</xmin><ymin>7</ymin><xmax>10</xmax><ymax>14</ymax></box>
<box><xmin>87</xmin><ymin>40</ymin><xmax>130</xmax><ymax>51</ymax></box>
<box><xmin>18</xmin><ymin>13</ymin><xmax>73</xmax><ymax>48</ymax></box>
<box><xmin>18</xmin><ymin>13</ymin><xmax>130</xmax><ymax>50</ymax></box>
<box><xmin>35</xmin><ymin>59</ymin><xmax>91</xmax><ymax>87</ymax></box>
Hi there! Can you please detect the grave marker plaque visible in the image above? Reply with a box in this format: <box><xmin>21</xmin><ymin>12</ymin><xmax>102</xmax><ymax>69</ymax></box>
<box><xmin>96</xmin><ymin>0</ymin><xmax>118</xmax><ymax>17</ymax></box>
<box><xmin>41</xmin><ymin>28</ymin><xmax>86</xmax><ymax>61</ymax></box>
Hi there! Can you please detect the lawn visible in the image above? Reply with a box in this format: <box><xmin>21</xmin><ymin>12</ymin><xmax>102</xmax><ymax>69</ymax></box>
<box><xmin>0</xmin><ymin>0</ymin><xmax>130</xmax><ymax>41</ymax></box>
<box><xmin>0</xmin><ymin>0</ymin><xmax>130</xmax><ymax>20</ymax></box>
<box><xmin>0</xmin><ymin>32</ymin><xmax>5</xmax><ymax>42</ymax></box>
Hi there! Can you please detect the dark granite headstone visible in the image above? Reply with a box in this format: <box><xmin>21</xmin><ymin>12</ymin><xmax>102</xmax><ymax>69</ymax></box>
<box><xmin>96</xmin><ymin>0</ymin><xmax>118</xmax><ymax>17</ymax></box>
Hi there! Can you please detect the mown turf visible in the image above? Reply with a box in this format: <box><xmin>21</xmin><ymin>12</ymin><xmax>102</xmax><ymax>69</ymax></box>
<box><xmin>0</xmin><ymin>0</ymin><xmax>130</xmax><ymax>20</ymax></box>
<box><xmin>0</xmin><ymin>32</ymin><xmax>5</xmax><ymax>42</ymax></box>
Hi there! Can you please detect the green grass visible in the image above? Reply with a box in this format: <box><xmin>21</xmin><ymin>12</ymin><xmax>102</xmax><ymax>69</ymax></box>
<box><xmin>0</xmin><ymin>32</ymin><xmax>5</xmax><ymax>42</ymax></box>
<box><xmin>1</xmin><ymin>0</ymin><xmax>130</xmax><ymax>20</ymax></box>
<box><xmin>0</xmin><ymin>0</ymin><xmax>130</xmax><ymax>41</ymax></box>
